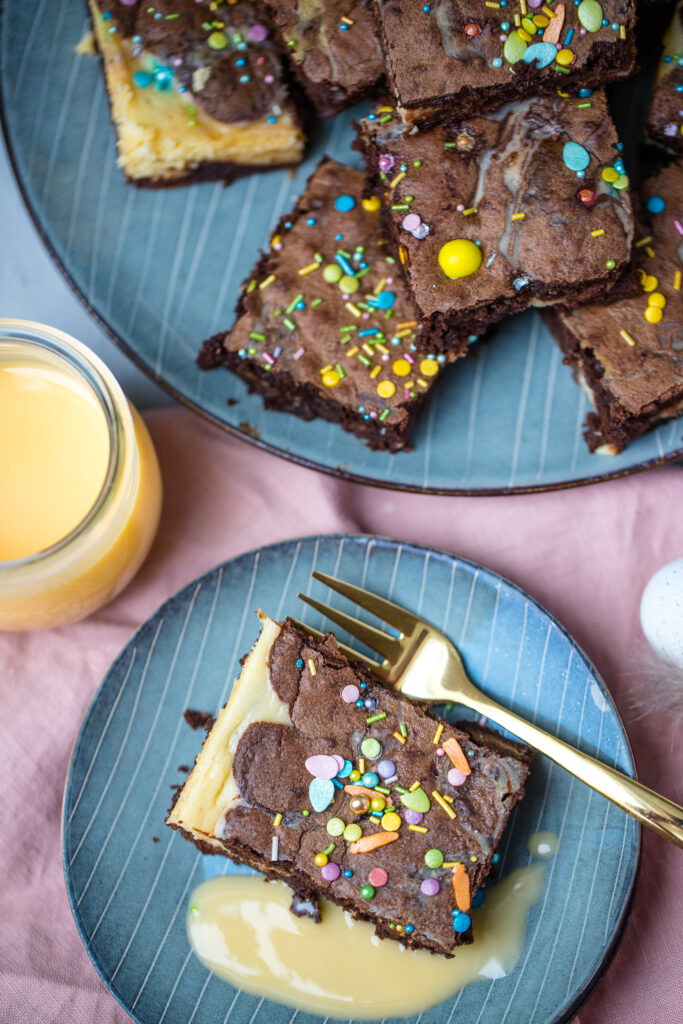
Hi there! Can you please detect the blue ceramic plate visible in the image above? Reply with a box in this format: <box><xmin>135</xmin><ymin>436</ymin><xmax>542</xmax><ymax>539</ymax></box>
<box><xmin>63</xmin><ymin>535</ymin><xmax>638</xmax><ymax>1024</ymax></box>
<box><xmin>2</xmin><ymin>1</ymin><xmax>682</xmax><ymax>493</ymax></box>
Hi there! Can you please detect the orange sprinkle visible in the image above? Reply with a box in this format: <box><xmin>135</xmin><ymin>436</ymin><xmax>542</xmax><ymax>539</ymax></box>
<box><xmin>349</xmin><ymin>832</ymin><xmax>400</xmax><ymax>854</ymax></box>
<box><xmin>442</xmin><ymin>737</ymin><xmax>471</xmax><ymax>776</ymax></box>
<box><xmin>344</xmin><ymin>785</ymin><xmax>393</xmax><ymax>805</ymax></box>
<box><xmin>393</xmin><ymin>731</ymin><xmax>406</xmax><ymax>744</ymax></box>
<box><xmin>452</xmin><ymin>862</ymin><xmax>471</xmax><ymax>912</ymax></box>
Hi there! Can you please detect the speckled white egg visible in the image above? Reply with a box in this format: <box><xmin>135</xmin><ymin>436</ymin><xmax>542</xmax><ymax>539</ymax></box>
<box><xmin>640</xmin><ymin>559</ymin><xmax>683</xmax><ymax>668</ymax></box>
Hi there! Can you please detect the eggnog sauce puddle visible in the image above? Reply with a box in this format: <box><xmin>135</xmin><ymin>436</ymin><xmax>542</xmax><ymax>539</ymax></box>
<box><xmin>187</xmin><ymin>832</ymin><xmax>557</xmax><ymax>1019</ymax></box>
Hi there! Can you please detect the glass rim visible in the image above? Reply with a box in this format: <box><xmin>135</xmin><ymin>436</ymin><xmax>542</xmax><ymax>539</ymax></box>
<box><xmin>0</xmin><ymin>319</ymin><xmax>132</xmax><ymax>571</ymax></box>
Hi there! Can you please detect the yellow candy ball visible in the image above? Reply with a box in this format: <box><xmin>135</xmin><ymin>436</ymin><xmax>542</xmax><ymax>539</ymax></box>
<box><xmin>644</xmin><ymin>305</ymin><xmax>663</xmax><ymax>324</ymax></box>
<box><xmin>641</xmin><ymin>274</ymin><xmax>658</xmax><ymax>293</ymax></box>
<box><xmin>314</xmin><ymin>853</ymin><xmax>328</xmax><ymax>867</ymax></box>
<box><xmin>349</xmin><ymin>769</ymin><xmax>361</xmax><ymax>782</ymax></box>
<box><xmin>419</xmin><ymin>358</ymin><xmax>439</xmax><ymax>377</ymax></box>
<box><xmin>438</xmin><ymin>239</ymin><xmax>482</xmax><ymax>280</ymax></box>
<box><xmin>556</xmin><ymin>48</ymin><xmax>574</xmax><ymax>66</ymax></box>
<box><xmin>321</xmin><ymin>369</ymin><xmax>341</xmax><ymax>388</ymax></box>
<box><xmin>381</xmin><ymin>812</ymin><xmax>402</xmax><ymax>832</ymax></box>
<box><xmin>601</xmin><ymin>167</ymin><xmax>619</xmax><ymax>183</ymax></box>
<box><xmin>648</xmin><ymin>292</ymin><xmax>667</xmax><ymax>308</ymax></box>
<box><xmin>371</xmin><ymin>797</ymin><xmax>386</xmax><ymax>812</ymax></box>
<box><xmin>362</xmin><ymin>196</ymin><xmax>382</xmax><ymax>212</ymax></box>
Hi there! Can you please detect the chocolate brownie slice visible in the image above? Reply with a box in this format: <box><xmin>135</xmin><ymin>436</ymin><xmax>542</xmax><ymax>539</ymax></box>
<box><xmin>167</xmin><ymin>615</ymin><xmax>531</xmax><ymax>957</ymax></box>
<box><xmin>544</xmin><ymin>162</ymin><xmax>683</xmax><ymax>453</ymax></box>
<box><xmin>372</xmin><ymin>0</ymin><xmax>637</xmax><ymax>128</ymax></box>
<box><xmin>89</xmin><ymin>0</ymin><xmax>304</xmax><ymax>185</ymax></box>
<box><xmin>198</xmin><ymin>158</ymin><xmax>471</xmax><ymax>451</ymax></box>
<box><xmin>645</xmin><ymin>1</ymin><xmax>683</xmax><ymax>155</ymax></box>
<box><xmin>356</xmin><ymin>91</ymin><xmax>634</xmax><ymax>348</ymax></box>
<box><xmin>264</xmin><ymin>0</ymin><xmax>384</xmax><ymax>116</ymax></box>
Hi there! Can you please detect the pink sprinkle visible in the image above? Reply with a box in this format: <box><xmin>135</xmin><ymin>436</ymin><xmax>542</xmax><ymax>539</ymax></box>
<box><xmin>378</xmin><ymin>153</ymin><xmax>395</xmax><ymax>173</ymax></box>
<box><xmin>120</xmin><ymin>0</ymin><xmax>138</xmax><ymax>5</ymax></box>
<box><xmin>341</xmin><ymin>684</ymin><xmax>360</xmax><ymax>703</ymax></box>
<box><xmin>264</xmin><ymin>74</ymin><xmax>275</xmax><ymax>84</ymax></box>
<box><xmin>368</xmin><ymin>867</ymin><xmax>388</xmax><ymax>887</ymax></box>
<box><xmin>386</xmin><ymin>277</ymin><xmax>394</xmax><ymax>284</ymax></box>
<box><xmin>421</xmin><ymin>878</ymin><xmax>440</xmax><ymax>897</ymax></box>
<box><xmin>402</xmin><ymin>213</ymin><xmax>422</xmax><ymax>232</ymax></box>
<box><xmin>528</xmin><ymin>0</ymin><xmax>543</xmax><ymax>7</ymax></box>
<box><xmin>262</xmin><ymin>352</ymin><xmax>274</xmax><ymax>365</ymax></box>
<box><xmin>448</xmin><ymin>767</ymin><xmax>467</xmax><ymax>787</ymax></box>
<box><xmin>580</xmin><ymin>27</ymin><xmax>587</xmax><ymax>34</ymax></box>
<box><xmin>273</xmin><ymin>242</ymin><xmax>283</xmax><ymax>251</ymax></box>
<box><xmin>675</xmin><ymin>220</ymin><xmax>683</xmax><ymax>236</ymax></box>
<box><xmin>436</xmin><ymin>747</ymin><xmax>444</xmax><ymax>756</ymax></box>
<box><xmin>248</xmin><ymin>24</ymin><xmax>269</xmax><ymax>42</ymax></box>
<box><xmin>293</xmin><ymin>347</ymin><xmax>305</xmax><ymax>360</ymax></box>
<box><xmin>256</xmin><ymin>56</ymin><xmax>265</xmax><ymax>65</ymax></box>
<box><xmin>361</xmin><ymin>312</ymin><xmax>371</xmax><ymax>319</ymax></box>
<box><xmin>369</xmin><ymin>410</ymin><xmax>378</xmax><ymax>419</ymax></box>
<box><xmin>321</xmin><ymin>862</ymin><xmax>341</xmax><ymax>882</ymax></box>
<box><xmin>404</xmin><ymin>353</ymin><xmax>415</xmax><ymax>364</ymax></box>
<box><xmin>456</xmin><ymin>203</ymin><xmax>465</xmax><ymax>212</ymax></box>
<box><xmin>382</xmin><ymin>353</ymin><xmax>390</xmax><ymax>361</ymax></box>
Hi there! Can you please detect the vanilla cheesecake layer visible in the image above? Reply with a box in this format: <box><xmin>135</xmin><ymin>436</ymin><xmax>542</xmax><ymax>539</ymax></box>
<box><xmin>167</xmin><ymin>615</ymin><xmax>290</xmax><ymax>850</ymax></box>
<box><xmin>90</xmin><ymin>6</ymin><xmax>304</xmax><ymax>182</ymax></box>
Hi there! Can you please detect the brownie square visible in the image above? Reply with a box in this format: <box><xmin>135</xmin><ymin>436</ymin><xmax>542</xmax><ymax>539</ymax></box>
<box><xmin>199</xmin><ymin>158</ymin><xmax>470</xmax><ymax>451</ymax></box>
<box><xmin>645</xmin><ymin>1</ymin><xmax>683</xmax><ymax>155</ymax></box>
<box><xmin>372</xmin><ymin>0</ymin><xmax>637</xmax><ymax>127</ymax></box>
<box><xmin>89</xmin><ymin>0</ymin><xmax>304</xmax><ymax>185</ymax></box>
<box><xmin>264</xmin><ymin>0</ymin><xmax>384</xmax><ymax>116</ymax></box>
<box><xmin>544</xmin><ymin>161</ymin><xmax>683</xmax><ymax>453</ymax></box>
<box><xmin>356</xmin><ymin>91</ymin><xmax>634</xmax><ymax>345</ymax></box>
<box><xmin>167</xmin><ymin>615</ymin><xmax>532</xmax><ymax>957</ymax></box>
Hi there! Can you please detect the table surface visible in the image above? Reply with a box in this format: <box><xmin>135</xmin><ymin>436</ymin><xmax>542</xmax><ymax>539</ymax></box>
<box><xmin>1</xmin><ymin>129</ymin><xmax>171</xmax><ymax>409</ymax></box>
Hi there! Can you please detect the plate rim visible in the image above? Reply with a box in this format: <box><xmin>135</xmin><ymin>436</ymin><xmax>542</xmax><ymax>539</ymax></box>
<box><xmin>1</xmin><ymin>10</ymin><xmax>681</xmax><ymax>495</ymax></box>
<box><xmin>61</xmin><ymin>532</ymin><xmax>641</xmax><ymax>1024</ymax></box>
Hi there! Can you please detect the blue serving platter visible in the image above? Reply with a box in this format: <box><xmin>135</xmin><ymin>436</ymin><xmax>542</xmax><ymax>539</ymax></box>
<box><xmin>63</xmin><ymin>535</ymin><xmax>639</xmax><ymax>1024</ymax></box>
<box><xmin>3</xmin><ymin>0</ymin><xmax>680</xmax><ymax>493</ymax></box>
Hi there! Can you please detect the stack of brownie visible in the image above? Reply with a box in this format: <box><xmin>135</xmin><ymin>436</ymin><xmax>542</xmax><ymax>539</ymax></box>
<box><xmin>90</xmin><ymin>0</ymin><xmax>682</xmax><ymax>455</ymax></box>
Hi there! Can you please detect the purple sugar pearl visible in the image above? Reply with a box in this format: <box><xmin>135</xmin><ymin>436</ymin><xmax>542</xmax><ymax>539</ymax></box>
<box><xmin>377</xmin><ymin>759</ymin><xmax>396</xmax><ymax>779</ymax></box>
<box><xmin>420</xmin><ymin>878</ymin><xmax>440</xmax><ymax>897</ymax></box>
<box><xmin>248</xmin><ymin>24</ymin><xmax>269</xmax><ymax>42</ymax></box>
<box><xmin>404</xmin><ymin>809</ymin><xmax>424</xmax><ymax>825</ymax></box>
<box><xmin>321</xmin><ymin>862</ymin><xmax>341</xmax><ymax>882</ymax></box>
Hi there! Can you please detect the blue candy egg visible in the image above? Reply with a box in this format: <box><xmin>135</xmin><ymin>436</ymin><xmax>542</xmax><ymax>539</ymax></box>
<box><xmin>523</xmin><ymin>43</ymin><xmax>557</xmax><ymax>68</ymax></box>
<box><xmin>335</xmin><ymin>195</ymin><xmax>356</xmax><ymax>212</ymax></box>
<box><xmin>452</xmin><ymin>911</ymin><xmax>472</xmax><ymax>933</ymax></box>
<box><xmin>309</xmin><ymin>778</ymin><xmax>335</xmax><ymax>813</ymax></box>
<box><xmin>562</xmin><ymin>141</ymin><xmax>590</xmax><ymax>173</ymax></box>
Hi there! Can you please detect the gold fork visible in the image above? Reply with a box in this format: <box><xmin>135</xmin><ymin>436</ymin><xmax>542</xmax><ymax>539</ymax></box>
<box><xmin>289</xmin><ymin>570</ymin><xmax>683</xmax><ymax>849</ymax></box>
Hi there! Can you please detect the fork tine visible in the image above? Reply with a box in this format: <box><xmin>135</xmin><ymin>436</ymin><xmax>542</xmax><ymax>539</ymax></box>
<box><xmin>286</xmin><ymin>617</ymin><xmax>381</xmax><ymax>669</ymax></box>
<box><xmin>311</xmin><ymin>571</ymin><xmax>419</xmax><ymax>635</ymax></box>
<box><xmin>297</xmin><ymin>594</ymin><xmax>401</xmax><ymax>661</ymax></box>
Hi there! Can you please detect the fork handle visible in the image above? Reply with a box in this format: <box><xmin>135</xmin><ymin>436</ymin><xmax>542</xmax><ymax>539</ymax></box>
<box><xmin>457</xmin><ymin>689</ymin><xmax>683</xmax><ymax>849</ymax></box>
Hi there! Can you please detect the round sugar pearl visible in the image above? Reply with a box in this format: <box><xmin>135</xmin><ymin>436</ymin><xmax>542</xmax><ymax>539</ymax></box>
<box><xmin>404</xmin><ymin>809</ymin><xmax>424</xmax><ymax>825</ymax></box>
<box><xmin>448</xmin><ymin>767</ymin><xmax>467</xmax><ymax>787</ymax></box>
<box><xmin>377</xmin><ymin>759</ymin><xmax>396</xmax><ymax>778</ymax></box>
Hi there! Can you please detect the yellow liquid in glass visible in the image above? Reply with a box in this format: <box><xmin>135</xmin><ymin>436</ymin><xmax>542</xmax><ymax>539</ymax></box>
<box><xmin>0</xmin><ymin>363</ymin><xmax>110</xmax><ymax>559</ymax></box>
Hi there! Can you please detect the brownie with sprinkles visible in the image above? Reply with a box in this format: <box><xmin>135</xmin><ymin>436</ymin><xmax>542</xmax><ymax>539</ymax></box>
<box><xmin>89</xmin><ymin>0</ymin><xmax>304</xmax><ymax>185</ymax></box>
<box><xmin>167</xmin><ymin>614</ymin><xmax>532</xmax><ymax>957</ymax></box>
<box><xmin>263</xmin><ymin>0</ymin><xmax>384</xmax><ymax>116</ymax></box>
<box><xmin>645</xmin><ymin>1</ymin><xmax>683</xmax><ymax>155</ymax></box>
<box><xmin>543</xmin><ymin>161</ymin><xmax>683</xmax><ymax>454</ymax></box>
<box><xmin>356</xmin><ymin>91</ymin><xmax>635</xmax><ymax>346</ymax></box>
<box><xmin>198</xmin><ymin>158</ymin><xmax>470</xmax><ymax>451</ymax></box>
<box><xmin>371</xmin><ymin>0</ymin><xmax>637</xmax><ymax>128</ymax></box>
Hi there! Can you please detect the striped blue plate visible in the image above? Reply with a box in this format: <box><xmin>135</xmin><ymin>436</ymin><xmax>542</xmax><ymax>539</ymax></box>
<box><xmin>3</xmin><ymin>0</ymin><xmax>679</xmax><ymax>492</ymax></box>
<box><xmin>63</xmin><ymin>535</ymin><xmax>639</xmax><ymax>1024</ymax></box>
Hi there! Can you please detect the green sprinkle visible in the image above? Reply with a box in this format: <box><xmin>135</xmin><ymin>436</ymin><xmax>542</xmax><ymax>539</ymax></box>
<box><xmin>246</xmin><ymin>280</ymin><xmax>257</xmax><ymax>293</ymax></box>
<box><xmin>379</xmin><ymin>113</ymin><xmax>392</xmax><ymax>123</ymax></box>
<box><xmin>399</xmin><ymin>723</ymin><xmax>408</xmax><ymax>737</ymax></box>
<box><xmin>249</xmin><ymin>332</ymin><xmax>266</xmax><ymax>341</ymax></box>
<box><xmin>375</xmin><ymin>785</ymin><xmax>391</xmax><ymax>794</ymax></box>
<box><xmin>335</xmin><ymin>364</ymin><xmax>346</xmax><ymax>378</ymax></box>
<box><xmin>413</xmin><ymin>160</ymin><xmax>422</xmax><ymax>167</ymax></box>
<box><xmin>314</xmin><ymin>252</ymin><xmax>324</xmax><ymax>263</ymax></box>
<box><xmin>391</xmin><ymin>204</ymin><xmax>410</xmax><ymax>210</ymax></box>
<box><xmin>302</xmin><ymin>809</ymin><xmax>310</xmax><ymax>817</ymax></box>
<box><xmin>379</xmin><ymin>409</ymin><xmax>391</xmax><ymax>421</ymax></box>
<box><xmin>340</xmin><ymin>325</ymin><xmax>357</xmax><ymax>333</ymax></box>
<box><xmin>444</xmin><ymin>142</ymin><xmax>456</xmax><ymax>148</ymax></box>
<box><xmin>358</xmin><ymin>354</ymin><xmax>372</xmax><ymax>367</ymax></box>
<box><xmin>366</xmin><ymin>711</ymin><xmax>387</xmax><ymax>724</ymax></box>
<box><xmin>286</xmin><ymin>293</ymin><xmax>303</xmax><ymax>313</ymax></box>
<box><xmin>385</xmin><ymin>256</ymin><xmax>397</xmax><ymax>264</ymax></box>
<box><xmin>311</xmin><ymin>297</ymin><xmax>323</xmax><ymax>307</ymax></box>
<box><xmin>555</xmin><ymin>64</ymin><xmax>570</xmax><ymax>74</ymax></box>
<box><xmin>283</xmin><ymin>317</ymin><xmax>297</xmax><ymax>331</ymax></box>
<box><xmin>323</xmin><ymin>843</ymin><xmax>336</xmax><ymax>855</ymax></box>
<box><xmin>190</xmin><ymin>905</ymin><xmax>199</xmax><ymax>914</ymax></box>
<box><xmin>394</xmin><ymin>785</ymin><xmax>408</xmax><ymax>794</ymax></box>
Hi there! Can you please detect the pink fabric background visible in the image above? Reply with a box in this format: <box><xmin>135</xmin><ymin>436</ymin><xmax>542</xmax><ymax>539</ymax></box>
<box><xmin>1</xmin><ymin>407</ymin><xmax>682</xmax><ymax>1024</ymax></box>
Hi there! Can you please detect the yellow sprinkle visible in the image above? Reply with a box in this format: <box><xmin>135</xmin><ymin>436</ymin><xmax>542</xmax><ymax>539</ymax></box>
<box><xmin>370</xmin><ymin>365</ymin><xmax>381</xmax><ymax>379</ymax></box>
<box><xmin>674</xmin><ymin>271</ymin><xmax>681</xmax><ymax>291</ymax></box>
<box><xmin>520</xmin><ymin>0</ymin><xmax>527</xmax><ymax>11</ymax></box>
<box><xmin>377</xmin><ymin>379</ymin><xmax>396</xmax><ymax>398</ymax></box>
<box><xmin>591</xmin><ymin>229</ymin><xmax>605</xmax><ymax>237</ymax></box>
<box><xmin>389</xmin><ymin>171</ymin><xmax>406</xmax><ymax>189</ymax></box>
<box><xmin>485</xmin><ymin>1</ymin><xmax>500</xmax><ymax>6</ymax></box>
<box><xmin>393</xmin><ymin>731</ymin><xmax>406</xmax><ymax>744</ymax></box>
<box><xmin>542</xmin><ymin>4</ymin><xmax>554</xmax><ymax>15</ymax></box>
<box><xmin>273</xmin><ymin>813</ymin><xmax>283</xmax><ymax>827</ymax></box>
<box><xmin>271</xmin><ymin>235</ymin><xmax>281</xmax><ymax>248</ymax></box>
<box><xmin>307</xmin><ymin>658</ymin><xmax>317</xmax><ymax>676</ymax></box>
<box><xmin>394</xmin><ymin>328</ymin><xmax>413</xmax><ymax>338</ymax></box>
<box><xmin>358</xmin><ymin>758</ymin><xmax>365</xmax><ymax>773</ymax></box>
<box><xmin>375</xmin><ymin>343</ymin><xmax>389</xmax><ymax>354</ymax></box>
<box><xmin>518</xmin><ymin>27</ymin><xmax>533</xmax><ymax>41</ymax></box>
<box><xmin>433</xmin><ymin>723</ymin><xmax>444</xmax><ymax>745</ymax></box>
<box><xmin>619</xmin><ymin>330</ymin><xmax>636</xmax><ymax>347</ymax></box>
<box><xmin>321</xmin><ymin>364</ymin><xmax>333</xmax><ymax>374</ymax></box>
<box><xmin>443</xmin><ymin>793</ymin><xmax>454</xmax><ymax>803</ymax></box>
<box><xmin>397</xmin><ymin>321</ymin><xmax>418</xmax><ymax>329</ymax></box>
<box><xmin>442</xmin><ymin>862</ymin><xmax>458</xmax><ymax>868</ymax></box>
<box><xmin>417</xmin><ymin>378</ymin><xmax>429</xmax><ymax>388</ymax></box>
<box><xmin>408</xmin><ymin>824</ymin><xmax>428</xmax><ymax>833</ymax></box>
<box><xmin>362</xmin><ymin>343</ymin><xmax>374</xmax><ymax>356</ymax></box>
<box><xmin>399</xmin><ymin>246</ymin><xmax>408</xmax><ymax>265</ymax></box>
<box><xmin>259</xmin><ymin>274</ymin><xmax>276</xmax><ymax>289</ymax></box>
<box><xmin>298</xmin><ymin>262</ymin><xmax>320</xmax><ymax>276</ymax></box>
<box><xmin>645</xmin><ymin>246</ymin><xmax>655</xmax><ymax>259</ymax></box>
<box><xmin>619</xmin><ymin>24</ymin><xmax>625</xmax><ymax>39</ymax></box>
<box><xmin>462</xmin><ymin>206</ymin><xmax>478</xmax><ymax>216</ymax></box>
<box><xmin>432</xmin><ymin>790</ymin><xmax>457</xmax><ymax>819</ymax></box>
<box><xmin>374</xmin><ymin>278</ymin><xmax>387</xmax><ymax>295</ymax></box>
<box><xmin>635</xmin><ymin>236</ymin><xmax>652</xmax><ymax>248</ymax></box>
<box><xmin>470</xmin><ymin>855</ymin><xmax>478</xmax><ymax>862</ymax></box>
<box><xmin>409</xmin><ymin>780</ymin><xmax>421</xmax><ymax>792</ymax></box>
<box><xmin>345</xmin><ymin>302</ymin><xmax>361</xmax><ymax>317</ymax></box>
<box><xmin>511</xmin><ymin>212</ymin><xmax>525</xmax><ymax>221</ymax></box>
<box><xmin>341</xmin><ymin>14</ymin><xmax>354</xmax><ymax>23</ymax></box>
<box><xmin>346</xmin><ymin>346</ymin><xmax>359</xmax><ymax>356</ymax></box>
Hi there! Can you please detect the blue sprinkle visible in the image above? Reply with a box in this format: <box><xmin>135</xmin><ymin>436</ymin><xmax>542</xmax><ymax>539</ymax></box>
<box><xmin>501</xmin><ymin>20</ymin><xmax>510</xmax><ymax>30</ymax></box>
<box><xmin>295</xmin><ymin>301</ymin><xmax>305</xmax><ymax>310</ymax></box>
<box><xmin>368</xmin><ymin>113</ymin><xmax>376</xmax><ymax>120</ymax></box>
<box><xmin>677</xmin><ymin>85</ymin><xmax>683</xmax><ymax>93</ymax></box>
<box><xmin>452</xmin><ymin>911</ymin><xmax>471</xmax><ymax>933</ymax></box>
<box><xmin>405</xmin><ymin>924</ymin><xmax>415</xmax><ymax>933</ymax></box>
<box><xmin>340</xmin><ymin>23</ymin><xmax>349</xmax><ymax>30</ymax></box>
<box><xmin>335</xmin><ymin>233</ymin><xmax>343</xmax><ymax>241</ymax></box>
<box><xmin>646</xmin><ymin>195</ymin><xmax>665</xmax><ymax>214</ymax></box>
<box><xmin>356</xmin><ymin>699</ymin><xmax>365</xmax><ymax>708</ymax></box>
<box><xmin>564</xmin><ymin>27</ymin><xmax>574</xmax><ymax>44</ymax></box>
<box><xmin>617</xmin><ymin>142</ymin><xmax>624</xmax><ymax>150</ymax></box>
<box><xmin>334</xmin><ymin>253</ymin><xmax>355</xmax><ymax>276</ymax></box>
<box><xmin>437</xmin><ymin>353</ymin><xmax>447</xmax><ymax>362</ymax></box>
<box><xmin>523</xmin><ymin>42</ymin><xmax>557</xmax><ymax>68</ymax></box>
<box><xmin>236</xmin><ymin>57</ymin><xmax>246</xmax><ymax>66</ymax></box>
<box><xmin>239</xmin><ymin>75</ymin><xmax>251</xmax><ymax>83</ymax></box>
<box><xmin>306</xmin><ymin>217</ymin><xmax>317</xmax><ymax>226</ymax></box>
<box><xmin>492</xmin><ymin>853</ymin><xmax>500</xmax><ymax>864</ymax></box>
<box><xmin>102</xmin><ymin>10</ymin><xmax>111</xmax><ymax>18</ymax></box>
<box><xmin>363</xmin><ymin>413</ymin><xmax>370</xmax><ymax>421</ymax></box>
<box><xmin>296</xmin><ymin>658</ymin><xmax>304</xmax><ymax>668</ymax></box>
<box><xmin>423</xmin><ymin>3</ymin><xmax>431</xmax><ymax>10</ymax></box>
<box><xmin>133</xmin><ymin>70</ymin><xmax>154</xmax><ymax>88</ymax></box>
<box><xmin>343</xmin><ymin>869</ymin><xmax>353</xmax><ymax>878</ymax></box>
<box><xmin>578</xmin><ymin>88</ymin><xmax>593</xmax><ymax>97</ymax></box>
<box><xmin>284</xmin><ymin>221</ymin><xmax>293</xmax><ymax>229</ymax></box>
<box><xmin>611</xmin><ymin>21</ymin><xmax>618</xmax><ymax>28</ymax></box>
<box><xmin>500</xmin><ymin>0</ymin><xmax>507</xmax><ymax>6</ymax></box>
<box><xmin>467</xmin><ymin>335</ymin><xmax>478</xmax><ymax>344</ymax></box>
<box><xmin>335</xmin><ymin>194</ymin><xmax>356</xmax><ymax>212</ymax></box>
<box><xmin>332</xmin><ymin>778</ymin><xmax>344</xmax><ymax>789</ymax></box>
<box><xmin>360</xmin><ymin>682</ymin><xmax>368</xmax><ymax>689</ymax></box>
<box><xmin>492</xmin><ymin>57</ymin><xmax>503</xmax><ymax>68</ymax></box>
<box><xmin>601</xmin><ymin>16</ymin><xmax>608</xmax><ymax>24</ymax></box>
<box><xmin>132</xmin><ymin>35</ymin><xmax>142</xmax><ymax>43</ymax></box>
<box><xmin>664</xmin><ymin>54</ymin><xmax>672</xmax><ymax>63</ymax></box>
<box><xmin>359</xmin><ymin>328</ymin><xmax>380</xmax><ymax>337</ymax></box>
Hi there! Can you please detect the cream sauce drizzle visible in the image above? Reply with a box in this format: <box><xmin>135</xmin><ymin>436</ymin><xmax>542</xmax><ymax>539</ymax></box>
<box><xmin>187</xmin><ymin>856</ymin><xmax>551</xmax><ymax>1019</ymax></box>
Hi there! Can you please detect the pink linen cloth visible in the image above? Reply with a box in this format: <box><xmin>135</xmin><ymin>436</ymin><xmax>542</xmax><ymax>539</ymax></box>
<box><xmin>1</xmin><ymin>407</ymin><xmax>681</xmax><ymax>1024</ymax></box>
